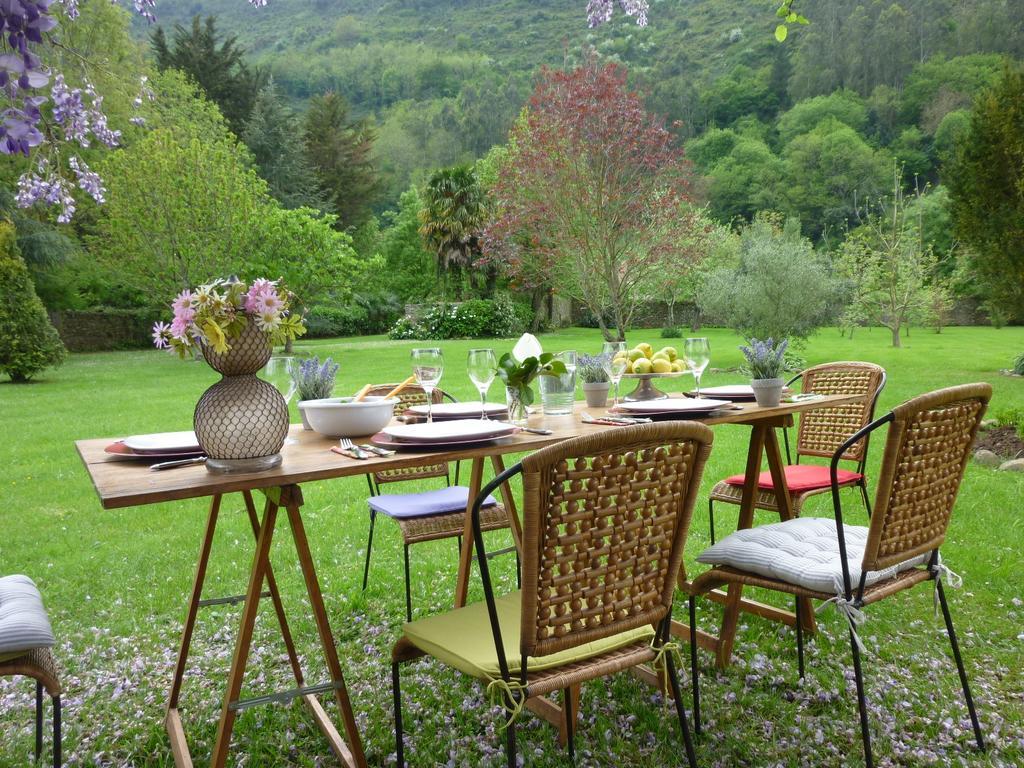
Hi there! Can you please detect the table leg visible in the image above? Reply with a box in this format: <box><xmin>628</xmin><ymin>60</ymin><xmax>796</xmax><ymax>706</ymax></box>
<box><xmin>284</xmin><ymin>487</ymin><xmax>366</xmax><ymax>768</ymax></box>
<box><xmin>490</xmin><ymin>454</ymin><xmax>523</xmax><ymax>555</ymax></box>
<box><xmin>716</xmin><ymin>424</ymin><xmax>767</xmax><ymax>668</ymax></box>
<box><xmin>763</xmin><ymin>429</ymin><xmax>816</xmax><ymax>636</ymax></box>
<box><xmin>454</xmin><ymin>457</ymin><xmax>486</xmax><ymax>609</ymax></box>
<box><xmin>210</xmin><ymin>499</ymin><xmax>279</xmax><ymax>767</ymax></box>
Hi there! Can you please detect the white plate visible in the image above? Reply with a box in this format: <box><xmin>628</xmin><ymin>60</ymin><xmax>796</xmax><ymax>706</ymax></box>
<box><xmin>616</xmin><ymin>398</ymin><xmax>730</xmax><ymax>414</ymax></box>
<box><xmin>123</xmin><ymin>430</ymin><xmax>201</xmax><ymax>453</ymax></box>
<box><xmin>406</xmin><ymin>402</ymin><xmax>508</xmax><ymax>418</ymax></box>
<box><xmin>691</xmin><ymin>385</ymin><xmax>756</xmax><ymax>398</ymax></box>
<box><xmin>382</xmin><ymin>420</ymin><xmax>518</xmax><ymax>443</ymax></box>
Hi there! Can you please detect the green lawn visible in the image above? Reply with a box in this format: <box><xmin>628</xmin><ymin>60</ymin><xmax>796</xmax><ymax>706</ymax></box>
<box><xmin>1</xmin><ymin>326</ymin><xmax>1023</xmax><ymax>766</ymax></box>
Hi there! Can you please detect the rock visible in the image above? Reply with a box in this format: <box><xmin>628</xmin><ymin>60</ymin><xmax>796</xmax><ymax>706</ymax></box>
<box><xmin>980</xmin><ymin>419</ymin><xmax>998</xmax><ymax>430</ymax></box>
<box><xmin>998</xmin><ymin>458</ymin><xmax>1024</xmax><ymax>472</ymax></box>
<box><xmin>973</xmin><ymin>449</ymin><xmax>1002</xmax><ymax>467</ymax></box>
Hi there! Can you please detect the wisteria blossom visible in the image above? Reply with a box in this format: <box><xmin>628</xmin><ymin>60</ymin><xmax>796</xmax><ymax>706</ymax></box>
<box><xmin>585</xmin><ymin>0</ymin><xmax>649</xmax><ymax>27</ymax></box>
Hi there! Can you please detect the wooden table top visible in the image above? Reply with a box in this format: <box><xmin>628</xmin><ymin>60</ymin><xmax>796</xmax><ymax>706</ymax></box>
<box><xmin>76</xmin><ymin>395</ymin><xmax>862</xmax><ymax>510</ymax></box>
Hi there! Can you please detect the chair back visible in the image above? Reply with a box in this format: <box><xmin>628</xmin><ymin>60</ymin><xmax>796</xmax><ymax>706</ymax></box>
<box><xmin>518</xmin><ymin>422</ymin><xmax>713</xmax><ymax>659</ymax></box>
<box><xmin>366</xmin><ymin>383</ymin><xmax>449</xmax><ymax>486</ymax></box>
<box><xmin>861</xmin><ymin>383</ymin><xmax>990</xmax><ymax>572</ymax></box>
<box><xmin>796</xmin><ymin>362</ymin><xmax>886</xmax><ymax>464</ymax></box>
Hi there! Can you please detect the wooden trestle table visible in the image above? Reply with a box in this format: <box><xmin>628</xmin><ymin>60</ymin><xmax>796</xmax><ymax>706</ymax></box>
<box><xmin>75</xmin><ymin>393</ymin><xmax>859</xmax><ymax>765</ymax></box>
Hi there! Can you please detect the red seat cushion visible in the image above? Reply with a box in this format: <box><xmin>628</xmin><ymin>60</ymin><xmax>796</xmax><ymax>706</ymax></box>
<box><xmin>724</xmin><ymin>464</ymin><xmax>863</xmax><ymax>493</ymax></box>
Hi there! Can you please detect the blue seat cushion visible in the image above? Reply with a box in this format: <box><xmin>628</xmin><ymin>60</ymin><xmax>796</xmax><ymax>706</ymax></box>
<box><xmin>0</xmin><ymin>575</ymin><xmax>55</xmax><ymax>662</ymax></box>
<box><xmin>369</xmin><ymin>485</ymin><xmax>497</xmax><ymax>520</ymax></box>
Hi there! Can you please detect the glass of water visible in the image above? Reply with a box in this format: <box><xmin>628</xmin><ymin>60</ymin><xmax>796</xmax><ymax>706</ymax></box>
<box><xmin>411</xmin><ymin>347</ymin><xmax>444</xmax><ymax>423</ymax></box>
<box><xmin>466</xmin><ymin>348</ymin><xmax>497</xmax><ymax>419</ymax></box>
<box><xmin>539</xmin><ymin>350</ymin><xmax>577</xmax><ymax>416</ymax></box>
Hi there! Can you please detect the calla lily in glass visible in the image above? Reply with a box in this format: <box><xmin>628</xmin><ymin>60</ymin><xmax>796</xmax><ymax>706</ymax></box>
<box><xmin>496</xmin><ymin>334</ymin><xmax>567</xmax><ymax>423</ymax></box>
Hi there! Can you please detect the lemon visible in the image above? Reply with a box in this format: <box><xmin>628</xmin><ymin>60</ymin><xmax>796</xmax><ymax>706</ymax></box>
<box><xmin>633</xmin><ymin>358</ymin><xmax>654</xmax><ymax>374</ymax></box>
<box><xmin>628</xmin><ymin>348</ymin><xmax>645</xmax><ymax>362</ymax></box>
<box><xmin>671</xmin><ymin>360</ymin><xmax>684</xmax><ymax>373</ymax></box>
<box><xmin>637</xmin><ymin>342</ymin><xmax>654</xmax><ymax>358</ymax></box>
<box><xmin>659</xmin><ymin>346</ymin><xmax>678</xmax><ymax>362</ymax></box>
<box><xmin>652</xmin><ymin>358</ymin><xmax>673</xmax><ymax>374</ymax></box>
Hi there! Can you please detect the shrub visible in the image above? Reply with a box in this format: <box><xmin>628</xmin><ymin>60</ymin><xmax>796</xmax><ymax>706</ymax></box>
<box><xmin>995</xmin><ymin>407</ymin><xmax>1024</xmax><ymax>440</ymax></box>
<box><xmin>387</xmin><ymin>297</ymin><xmax>532</xmax><ymax>340</ymax></box>
<box><xmin>305</xmin><ymin>305</ymin><xmax>370</xmax><ymax>339</ymax></box>
<box><xmin>0</xmin><ymin>222</ymin><xmax>67</xmax><ymax>382</ymax></box>
<box><xmin>661</xmin><ymin>326</ymin><xmax>682</xmax><ymax>338</ymax></box>
<box><xmin>1013</xmin><ymin>351</ymin><xmax>1024</xmax><ymax>376</ymax></box>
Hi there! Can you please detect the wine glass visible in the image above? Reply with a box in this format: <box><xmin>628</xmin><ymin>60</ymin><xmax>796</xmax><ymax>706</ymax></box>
<box><xmin>602</xmin><ymin>342</ymin><xmax>628</xmax><ymax>407</ymax></box>
<box><xmin>261</xmin><ymin>356</ymin><xmax>298</xmax><ymax>443</ymax></box>
<box><xmin>466</xmin><ymin>348</ymin><xmax>497</xmax><ymax>419</ymax></box>
<box><xmin>411</xmin><ymin>348</ymin><xmax>444</xmax><ymax>423</ymax></box>
<box><xmin>684</xmin><ymin>337</ymin><xmax>711</xmax><ymax>397</ymax></box>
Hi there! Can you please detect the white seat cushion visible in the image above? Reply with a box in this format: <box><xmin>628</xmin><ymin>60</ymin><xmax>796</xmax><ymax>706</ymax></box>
<box><xmin>0</xmin><ymin>575</ymin><xmax>55</xmax><ymax>659</ymax></box>
<box><xmin>696</xmin><ymin>518</ymin><xmax>928</xmax><ymax>594</ymax></box>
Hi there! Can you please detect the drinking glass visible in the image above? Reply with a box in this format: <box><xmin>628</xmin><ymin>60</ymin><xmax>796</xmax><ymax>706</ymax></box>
<box><xmin>684</xmin><ymin>337</ymin><xmax>711</xmax><ymax>397</ymax></box>
<box><xmin>602</xmin><ymin>342</ymin><xmax>628</xmax><ymax>407</ymax></box>
<box><xmin>466</xmin><ymin>348</ymin><xmax>497</xmax><ymax>419</ymax></box>
<box><xmin>411</xmin><ymin>348</ymin><xmax>444</xmax><ymax>423</ymax></box>
<box><xmin>261</xmin><ymin>356</ymin><xmax>298</xmax><ymax>443</ymax></box>
<box><xmin>539</xmin><ymin>350</ymin><xmax>577</xmax><ymax>416</ymax></box>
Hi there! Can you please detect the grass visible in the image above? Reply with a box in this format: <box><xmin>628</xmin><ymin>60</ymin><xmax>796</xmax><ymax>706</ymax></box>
<box><xmin>1</xmin><ymin>325</ymin><xmax>1023</xmax><ymax>766</ymax></box>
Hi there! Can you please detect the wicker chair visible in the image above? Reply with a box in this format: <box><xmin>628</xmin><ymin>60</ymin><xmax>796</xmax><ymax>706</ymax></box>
<box><xmin>690</xmin><ymin>384</ymin><xmax>991</xmax><ymax>767</ymax></box>
<box><xmin>361</xmin><ymin>383</ymin><xmax>512</xmax><ymax>621</ymax></box>
<box><xmin>392</xmin><ymin>422</ymin><xmax>714</xmax><ymax>768</ymax></box>
<box><xmin>0</xmin><ymin>575</ymin><xmax>61</xmax><ymax>767</ymax></box>
<box><xmin>708</xmin><ymin>362</ymin><xmax>886</xmax><ymax>544</ymax></box>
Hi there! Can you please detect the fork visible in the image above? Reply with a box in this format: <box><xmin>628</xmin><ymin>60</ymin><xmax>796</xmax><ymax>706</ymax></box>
<box><xmin>339</xmin><ymin>438</ymin><xmax>371</xmax><ymax>459</ymax></box>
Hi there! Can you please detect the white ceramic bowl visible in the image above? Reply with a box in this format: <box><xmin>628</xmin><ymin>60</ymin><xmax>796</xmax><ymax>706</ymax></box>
<box><xmin>298</xmin><ymin>396</ymin><xmax>398</xmax><ymax>438</ymax></box>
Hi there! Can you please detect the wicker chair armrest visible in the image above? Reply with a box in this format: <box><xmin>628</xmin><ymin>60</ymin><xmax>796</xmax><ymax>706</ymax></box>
<box><xmin>472</xmin><ymin>462</ymin><xmax>525</xmax><ymax>684</ymax></box>
<box><xmin>829</xmin><ymin>411</ymin><xmax>893</xmax><ymax>601</ymax></box>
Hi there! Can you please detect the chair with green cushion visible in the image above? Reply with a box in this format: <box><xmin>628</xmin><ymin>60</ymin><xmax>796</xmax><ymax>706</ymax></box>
<box><xmin>391</xmin><ymin>421</ymin><xmax>714</xmax><ymax>768</ymax></box>
<box><xmin>0</xmin><ymin>575</ymin><xmax>61</xmax><ymax>767</ymax></box>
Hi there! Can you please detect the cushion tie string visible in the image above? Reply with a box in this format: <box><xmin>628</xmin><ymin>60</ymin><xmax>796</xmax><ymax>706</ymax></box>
<box><xmin>931</xmin><ymin>556</ymin><xmax>963</xmax><ymax>617</ymax></box>
<box><xmin>486</xmin><ymin>678</ymin><xmax>527</xmax><ymax>729</ymax></box>
<box><xmin>650</xmin><ymin>640</ymin><xmax>684</xmax><ymax>711</ymax></box>
<box><xmin>816</xmin><ymin>595</ymin><xmax>868</xmax><ymax>653</ymax></box>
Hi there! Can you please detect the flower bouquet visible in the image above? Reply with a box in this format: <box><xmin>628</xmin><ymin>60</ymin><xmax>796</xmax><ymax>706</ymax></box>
<box><xmin>152</xmin><ymin>278</ymin><xmax>307</xmax><ymax>474</ymax></box>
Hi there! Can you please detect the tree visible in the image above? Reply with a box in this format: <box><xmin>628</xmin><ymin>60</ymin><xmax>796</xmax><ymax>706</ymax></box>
<box><xmin>242</xmin><ymin>80</ymin><xmax>326</xmax><ymax>210</ymax></box>
<box><xmin>303</xmin><ymin>92</ymin><xmax>380</xmax><ymax>230</ymax></box>
<box><xmin>151</xmin><ymin>15</ymin><xmax>263</xmax><ymax>136</ymax></box>
<box><xmin>837</xmin><ymin>170</ymin><xmax>938</xmax><ymax>347</ymax></box>
<box><xmin>484</xmin><ymin>60</ymin><xmax>698</xmax><ymax>342</ymax></box>
<box><xmin>775</xmin><ymin>90</ymin><xmax>868</xmax><ymax>145</ymax></box>
<box><xmin>89</xmin><ymin>128</ymin><xmax>269</xmax><ymax>301</ymax></box>
<box><xmin>419</xmin><ymin>165</ymin><xmax>489</xmax><ymax>299</ymax></box>
<box><xmin>0</xmin><ymin>221</ymin><xmax>66</xmax><ymax>382</ymax></box>
<box><xmin>706</xmin><ymin>137</ymin><xmax>787</xmax><ymax>224</ymax></box>
<box><xmin>698</xmin><ymin>215</ymin><xmax>837</xmax><ymax>343</ymax></box>
<box><xmin>946</xmin><ymin>64</ymin><xmax>1024</xmax><ymax>326</ymax></box>
<box><xmin>377</xmin><ymin>187</ymin><xmax>438</xmax><ymax>303</ymax></box>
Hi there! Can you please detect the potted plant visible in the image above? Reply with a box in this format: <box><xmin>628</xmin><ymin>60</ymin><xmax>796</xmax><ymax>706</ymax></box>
<box><xmin>153</xmin><ymin>278</ymin><xmax>306</xmax><ymax>473</ymax></box>
<box><xmin>578</xmin><ymin>353</ymin><xmax>611</xmax><ymax>407</ymax></box>
<box><xmin>495</xmin><ymin>333</ymin><xmax>567</xmax><ymax>424</ymax></box>
<box><xmin>293</xmin><ymin>356</ymin><xmax>340</xmax><ymax>430</ymax></box>
<box><xmin>739</xmin><ymin>337</ymin><xmax>789</xmax><ymax>408</ymax></box>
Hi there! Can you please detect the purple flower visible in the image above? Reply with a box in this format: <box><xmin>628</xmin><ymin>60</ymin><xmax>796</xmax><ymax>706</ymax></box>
<box><xmin>69</xmin><ymin>155</ymin><xmax>104</xmax><ymax>203</ymax></box>
<box><xmin>151</xmin><ymin>321</ymin><xmax>170</xmax><ymax>349</ymax></box>
<box><xmin>586</xmin><ymin>0</ymin><xmax>648</xmax><ymax>27</ymax></box>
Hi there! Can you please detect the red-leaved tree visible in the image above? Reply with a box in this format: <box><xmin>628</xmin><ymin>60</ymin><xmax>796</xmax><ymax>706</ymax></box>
<box><xmin>482</xmin><ymin>59</ymin><xmax>699</xmax><ymax>341</ymax></box>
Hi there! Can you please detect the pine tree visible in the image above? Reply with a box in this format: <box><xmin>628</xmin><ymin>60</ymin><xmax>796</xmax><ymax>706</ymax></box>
<box><xmin>242</xmin><ymin>80</ymin><xmax>327</xmax><ymax>210</ymax></box>
<box><xmin>303</xmin><ymin>92</ymin><xmax>380</xmax><ymax>230</ymax></box>
<box><xmin>0</xmin><ymin>222</ymin><xmax>67</xmax><ymax>382</ymax></box>
<box><xmin>151</xmin><ymin>16</ymin><xmax>263</xmax><ymax>136</ymax></box>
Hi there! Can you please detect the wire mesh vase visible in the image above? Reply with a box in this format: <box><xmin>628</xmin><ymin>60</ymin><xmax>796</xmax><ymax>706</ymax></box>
<box><xmin>194</xmin><ymin>319</ymin><xmax>289</xmax><ymax>474</ymax></box>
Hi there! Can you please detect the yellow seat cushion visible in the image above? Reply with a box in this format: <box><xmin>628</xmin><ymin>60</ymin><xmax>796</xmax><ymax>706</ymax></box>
<box><xmin>401</xmin><ymin>590</ymin><xmax>656</xmax><ymax>681</ymax></box>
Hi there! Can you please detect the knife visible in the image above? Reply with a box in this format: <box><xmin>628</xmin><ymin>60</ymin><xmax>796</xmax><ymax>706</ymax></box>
<box><xmin>150</xmin><ymin>456</ymin><xmax>207</xmax><ymax>471</ymax></box>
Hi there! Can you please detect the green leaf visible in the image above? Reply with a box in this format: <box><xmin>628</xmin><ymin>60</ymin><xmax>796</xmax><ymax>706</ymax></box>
<box><xmin>775</xmin><ymin>24</ymin><xmax>788</xmax><ymax>42</ymax></box>
<box><xmin>776</xmin><ymin>6</ymin><xmax>789</xmax><ymax>18</ymax></box>
<box><xmin>785</xmin><ymin>12</ymin><xmax>797</xmax><ymax>22</ymax></box>
<box><xmin>795</xmin><ymin>14</ymin><xmax>810</xmax><ymax>24</ymax></box>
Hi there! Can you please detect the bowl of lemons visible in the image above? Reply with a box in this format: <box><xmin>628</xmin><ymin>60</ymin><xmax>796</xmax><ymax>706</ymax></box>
<box><xmin>615</xmin><ymin>343</ymin><xmax>689</xmax><ymax>400</ymax></box>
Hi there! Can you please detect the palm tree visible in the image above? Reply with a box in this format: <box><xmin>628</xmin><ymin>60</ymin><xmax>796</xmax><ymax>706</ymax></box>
<box><xmin>418</xmin><ymin>165</ymin><xmax>488</xmax><ymax>300</ymax></box>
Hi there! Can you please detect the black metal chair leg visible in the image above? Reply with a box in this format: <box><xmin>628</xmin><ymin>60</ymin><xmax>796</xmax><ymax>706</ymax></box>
<box><xmin>795</xmin><ymin>597</ymin><xmax>805</xmax><ymax>679</ymax></box>
<box><xmin>35</xmin><ymin>679</ymin><xmax>42</xmax><ymax>762</ymax></box>
<box><xmin>848</xmin><ymin>624</ymin><xmax>874</xmax><ymax>768</ymax></box>
<box><xmin>859</xmin><ymin>480</ymin><xmax>872</xmax><ymax>518</ymax></box>
<box><xmin>392</xmin><ymin>663</ymin><xmax>405</xmax><ymax>767</ymax></box>
<box><xmin>515</xmin><ymin>548</ymin><xmax>521</xmax><ymax>589</ymax></box>
<box><xmin>362</xmin><ymin>509</ymin><xmax>376</xmax><ymax>591</ymax></box>
<box><xmin>403</xmin><ymin>543</ymin><xmax>413</xmax><ymax>622</ymax></box>
<box><xmin>564</xmin><ymin>687</ymin><xmax>576</xmax><ymax>762</ymax></box>
<box><xmin>688</xmin><ymin>596</ymin><xmax>700</xmax><ymax>734</ymax></box>
<box><xmin>505</xmin><ymin>711</ymin><xmax>517</xmax><ymax>768</ymax></box>
<box><xmin>936</xmin><ymin>578</ymin><xmax>986</xmax><ymax>750</ymax></box>
<box><xmin>666</xmin><ymin>648</ymin><xmax>699</xmax><ymax>768</ymax></box>
<box><xmin>53</xmin><ymin>696</ymin><xmax>61</xmax><ymax>768</ymax></box>
<box><xmin>708</xmin><ymin>499</ymin><xmax>716</xmax><ymax>545</ymax></box>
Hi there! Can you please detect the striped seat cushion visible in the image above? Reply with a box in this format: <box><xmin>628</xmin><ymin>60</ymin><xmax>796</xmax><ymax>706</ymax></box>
<box><xmin>696</xmin><ymin>518</ymin><xmax>927</xmax><ymax>594</ymax></box>
<box><xmin>724</xmin><ymin>465</ymin><xmax>863</xmax><ymax>493</ymax></box>
<box><xmin>0</xmin><ymin>575</ymin><xmax>55</xmax><ymax>661</ymax></box>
